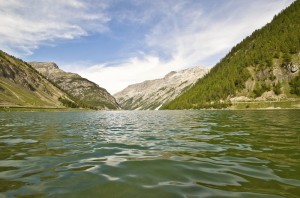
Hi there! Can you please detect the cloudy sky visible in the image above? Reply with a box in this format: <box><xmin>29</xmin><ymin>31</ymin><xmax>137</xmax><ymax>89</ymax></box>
<box><xmin>0</xmin><ymin>0</ymin><xmax>295</xmax><ymax>94</ymax></box>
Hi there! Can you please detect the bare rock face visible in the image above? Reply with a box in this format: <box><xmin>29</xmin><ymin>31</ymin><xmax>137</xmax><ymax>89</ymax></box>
<box><xmin>29</xmin><ymin>62</ymin><xmax>120</xmax><ymax>110</ymax></box>
<box><xmin>114</xmin><ymin>66</ymin><xmax>209</xmax><ymax>110</ymax></box>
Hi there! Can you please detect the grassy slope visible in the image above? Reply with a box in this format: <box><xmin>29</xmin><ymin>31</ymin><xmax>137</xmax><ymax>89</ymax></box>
<box><xmin>163</xmin><ymin>0</ymin><xmax>300</xmax><ymax>109</ymax></box>
<box><xmin>0</xmin><ymin>50</ymin><xmax>71</xmax><ymax>108</ymax></box>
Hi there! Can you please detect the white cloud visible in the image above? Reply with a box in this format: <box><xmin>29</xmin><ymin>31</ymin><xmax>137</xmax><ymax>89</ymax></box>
<box><xmin>144</xmin><ymin>0</ymin><xmax>295</xmax><ymax>66</ymax></box>
<box><xmin>0</xmin><ymin>0</ymin><xmax>110</xmax><ymax>56</ymax></box>
<box><xmin>75</xmin><ymin>0</ymin><xmax>295</xmax><ymax>94</ymax></box>
<box><xmin>76</xmin><ymin>55</ymin><xmax>189</xmax><ymax>94</ymax></box>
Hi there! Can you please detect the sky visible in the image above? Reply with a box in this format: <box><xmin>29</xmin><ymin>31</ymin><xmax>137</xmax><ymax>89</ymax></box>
<box><xmin>0</xmin><ymin>0</ymin><xmax>295</xmax><ymax>94</ymax></box>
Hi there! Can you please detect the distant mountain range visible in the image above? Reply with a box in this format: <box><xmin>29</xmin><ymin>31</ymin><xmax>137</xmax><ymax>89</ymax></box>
<box><xmin>163</xmin><ymin>0</ymin><xmax>300</xmax><ymax>109</ymax></box>
<box><xmin>114</xmin><ymin>66</ymin><xmax>209</xmax><ymax>110</ymax></box>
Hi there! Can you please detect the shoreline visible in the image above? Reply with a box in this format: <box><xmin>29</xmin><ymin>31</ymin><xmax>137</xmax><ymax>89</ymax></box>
<box><xmin>1</xmin><ymin>100</ymin><xmax>300</xmax><ymax>112</ymax></box>
<box><xmin>0</xmin><ymin>106</ymin><xmax>94</xmax><ymax>112</ymax></box>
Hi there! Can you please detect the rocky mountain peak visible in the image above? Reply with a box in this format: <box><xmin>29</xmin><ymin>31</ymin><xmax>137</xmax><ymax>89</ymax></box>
<box><xmin>114</xmin><ymin>66</ymin><xmax>209</xmax><ymax>110</ymax></box>
<box><xmin>32</xmin><ymin>62</ymin><xmax>59</xmax><ymax>69</ymax></box>
<box><xmin>165</xmin><ymin>71</ymin><xmax>177</xmax><ymax>78</ymax></box>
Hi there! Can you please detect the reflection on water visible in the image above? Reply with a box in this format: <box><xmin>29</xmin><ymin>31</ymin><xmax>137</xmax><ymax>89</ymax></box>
<box><xmin>0</xmin><ymin>110</ymin><xmax>299</xmax><ymax>197</ymax></box>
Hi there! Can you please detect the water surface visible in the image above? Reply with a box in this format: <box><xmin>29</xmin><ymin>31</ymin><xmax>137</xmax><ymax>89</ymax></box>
<box><xmin>0</xmin><ymin>110</ymin><xmax>299</xmax><ymax>197</ymax></box>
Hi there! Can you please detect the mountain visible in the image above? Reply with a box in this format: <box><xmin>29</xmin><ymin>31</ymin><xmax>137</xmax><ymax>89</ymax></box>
<box><xmin>29</xmin><ymin>62</ymin><xmax>120</xmax><ymax>110</ymax></box>
<box><xmin>0</xmin><ymin>50</ymin><xmax>74</xmax><ymax>108</ymax></box>
<box><xmin>114</xmin><ymin>66</ymin><xmax>209</xmax><ymax>110</ymax></box>
<box><xmin>163</xmin><ymin>0</ymin><xmax>300</xmax><ymax>110</ymax></box>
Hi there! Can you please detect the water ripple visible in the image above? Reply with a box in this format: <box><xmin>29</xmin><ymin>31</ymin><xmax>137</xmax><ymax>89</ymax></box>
<box><xmin>0</xmin><ymin>110</ymin><xmax>299</xmax><ymax>197</ymax></box>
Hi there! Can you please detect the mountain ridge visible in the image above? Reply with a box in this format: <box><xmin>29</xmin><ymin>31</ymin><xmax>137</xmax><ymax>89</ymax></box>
<box><xmin>114</xmin><ymin>66</ymin><xmax>209</xmax><ymax>110</ymax></box>
<box><xmin>29</xmin><ymin>62</ymin><xmax>120</xmax><ymax>110</ymax></box>
<box><xmin>0</xmin><ymin>50</ymin><xmax>74</xmax><ymax>108</ymax></box>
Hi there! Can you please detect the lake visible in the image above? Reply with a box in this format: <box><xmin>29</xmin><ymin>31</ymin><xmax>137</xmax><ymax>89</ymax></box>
<box><xmin>0</xmin><ymin>110</ymin><xmax>299</xmax><ymax>198</ymax></box>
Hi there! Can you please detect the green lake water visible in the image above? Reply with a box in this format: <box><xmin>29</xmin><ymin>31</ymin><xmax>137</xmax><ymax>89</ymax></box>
<box><xmin>0</xmin><ymin>110</ymin><xmax>299</xmax><ymax>198</ymax></box>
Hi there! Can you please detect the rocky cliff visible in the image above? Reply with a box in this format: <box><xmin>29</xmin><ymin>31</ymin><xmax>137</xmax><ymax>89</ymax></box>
<box><xmin>0</xmin><ymin>50</ymin><xmax>73</xmax><ymax>108</ymax></box>
<box><xmin>29</xmin><ymin>62</ymin><xmax>120</xmax><ymax>110</ymax></box>
<box><xmin>114</xmin><ymin>66</ymin><xmax>209</xmax><ymax>110</ymax></box>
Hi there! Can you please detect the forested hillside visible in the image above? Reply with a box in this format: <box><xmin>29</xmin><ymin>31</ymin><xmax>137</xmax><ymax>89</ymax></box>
<box><xmin>163</xmin><ymin>0</ymin><xmax>300</xmax><ymax>109</ymax></box>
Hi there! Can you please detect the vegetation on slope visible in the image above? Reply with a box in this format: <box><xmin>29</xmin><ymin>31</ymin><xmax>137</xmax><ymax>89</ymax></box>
<box><xmin>290</xmin><ymin>75</ymin><xmax>300</xmax><ymax>95</ymax></box>
<box><xmin>163</xmin><ymin>0</ymin><xmax>300</xmax><ymax>109</ymax></box>
<box><xmin>0</xmin><ymin>50</ymin><xmax>75</xmax><ymax>108</ymax></box>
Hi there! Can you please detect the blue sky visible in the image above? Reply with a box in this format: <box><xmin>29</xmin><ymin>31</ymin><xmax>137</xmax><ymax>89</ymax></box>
<box><xmin>0</xmin><ymin>0</ymin><xmax>295</xmax><ymax>94</ymax></box>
